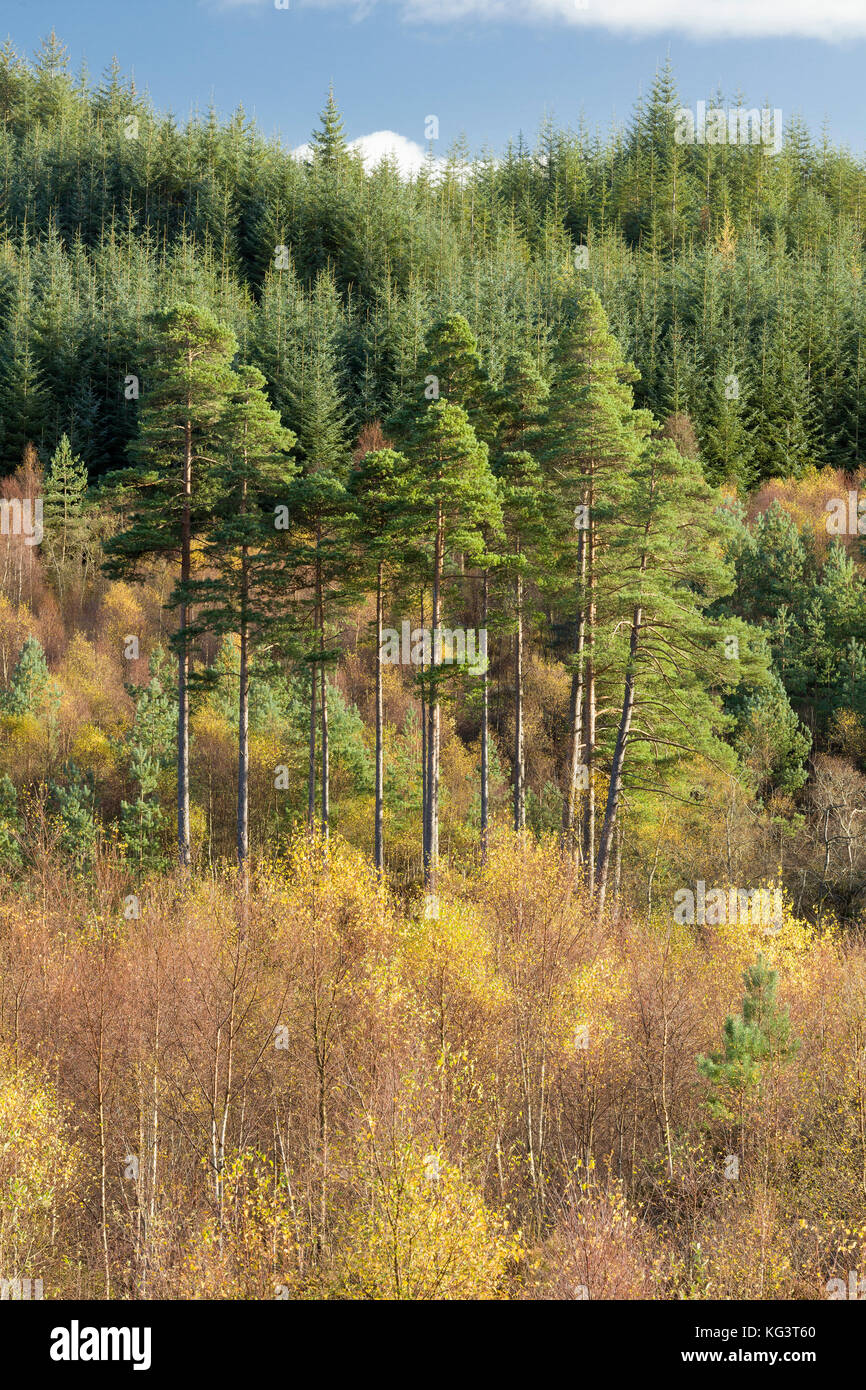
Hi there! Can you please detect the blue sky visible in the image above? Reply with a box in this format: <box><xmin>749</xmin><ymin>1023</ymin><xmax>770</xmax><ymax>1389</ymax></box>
<box><xmin>6</xmin><ymin>0</ymin><xmax>866</xmax><ymax>160</ymax></box>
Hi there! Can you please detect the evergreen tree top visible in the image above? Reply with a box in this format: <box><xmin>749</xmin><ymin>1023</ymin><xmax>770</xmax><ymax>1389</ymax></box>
<box><xmin>310</xmin><ymin>87</ymin><xmax>348</xmax><ymax>169</ymax></box>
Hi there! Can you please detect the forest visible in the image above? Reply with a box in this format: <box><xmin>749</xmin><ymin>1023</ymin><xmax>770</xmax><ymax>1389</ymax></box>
<box><xmin>2</xmin><ymin>32</ymin><xmax>866</xmax><ymax>1301</ymax></box>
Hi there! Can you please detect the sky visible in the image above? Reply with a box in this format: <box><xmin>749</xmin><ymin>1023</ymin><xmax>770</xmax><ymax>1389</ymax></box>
<box><xmin>5</xmin><ymin>0</ymin><xmax>866</xmax><ymax>166</ymax></box>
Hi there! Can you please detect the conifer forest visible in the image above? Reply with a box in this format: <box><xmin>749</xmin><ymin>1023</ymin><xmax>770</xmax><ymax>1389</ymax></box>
<box><xmin>3</xmin><ymin>21</ymin><xmax>866</xmax><ymax>1314</ymax></box>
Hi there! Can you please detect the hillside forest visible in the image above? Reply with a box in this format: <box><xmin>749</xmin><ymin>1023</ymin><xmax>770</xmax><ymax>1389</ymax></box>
<box><xmin>2</xmin><ymin>35</ymin><xmax>866</xmax><ymax>1301</ymax></box>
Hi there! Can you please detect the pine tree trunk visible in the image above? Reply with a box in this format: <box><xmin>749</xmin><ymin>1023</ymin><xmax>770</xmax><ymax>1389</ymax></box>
<box><xmin>514</xmin><ymin>568</ymin><xmax>525</xmax><ymax>834</ymax></box>
<box><xmin>237</xmin><ymin>555</ymin><xmax>250</xmax><ymax>889</ymax></box>
<box><xmin>420</xmin><ymin>591</ymin><xmax>427</xmax><ymax>869</ymax></box>
<box><xmin>481</xmin><ymin>569</ymin><xmax>489</xmax><ymax>861</ymax></box>
<box><xmin>561</xmin><ymin>521</ymin><xmax>586</xmax><ymax>857</ymax></box>
<box><xmin>237</xmin><ymin>461</ymin><xmax>250</xmax><ymax>892</ymax></box>
<box><xmin>320</xmin><ymin>660</ymin><xmax>329</xmax><ymax>842</ymax></box>
<box><xmin>374</xmin><ymin>561</ymin><xmax>384</xmax><ymax>873</ymax></box>
<box><xmin>307</xmin><ymin>658</ymin><xmax>317</xmax><ymax>836</ymax></box>
<box><xmin>177</xmin><ymin>415</ymin><xmax>192</xmax><ymax>870</ymax></box>
<box><xmin>582</xmin><ymin>510</ymin><xmax>597</xmax><ymax>892</ymax></box>
<box><xmin>583</xmin><ymin>660</ymin><xmax>596</xmax><ymax>890</ymax></box>
<box><xmin>595</xmin><ymin>604</ymin><xmax>642</xmax><ymax>914</ymax></box>
<box><xmin>424</xmin><ymin>504</ymin><xmax>443</xmax><ymax>895</ymax></box>
<box><xmin>316</xmin><ymin>545</ymin><xmax>329</xmax><ymax>843</ymax></box>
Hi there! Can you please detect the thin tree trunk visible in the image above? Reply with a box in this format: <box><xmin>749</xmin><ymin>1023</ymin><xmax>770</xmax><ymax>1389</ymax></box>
<box><xmin>514</xmin><ymin>568</ymin><xmax>525</xmax><ymax>833</ymax></box>
<box><xmin>320</xmin><ymin>661</ymin><xmax>329</xmax><ymax>842</ymax></box>
<box><xmin>582</xmin><ymin>509</ymin><xmax>597</xmax><ymax>891</ymax></box>
<box><xmin>424</xmin><ymin>504</ymin><xmax>443</xmax><ymax>894</ymax></box>
<box><xmin>481</xmin><ymin>570</ymin><xmax>489</xmax><ymax>860</ymax></box>
<box><xmin>237</xmin><ymin>598</ymin><xmax>249</xmax><ymax>884</ymax></box>
<box><xmin>307</xmin><ymin>658</ymin><xmax>317</xmax><ymax>836</ymax></box>
<box><xmin>374</xmin><ymin>561</ymin><xmax>384</xmax><ymax>873</ymax></box>
<box><xmin>561</xmin><ymin>520</ymin><xmax>586</xmax><ymax>858</ymax></box>
<box><xmin>596</xmin><ymin>602</ymin><xmax>642</xmax><ymax>913</ymax></box>
<box><xmin>97</xmin><ymin>999</ymin><xmax>111</xmax><ymax>1298</ymax></box>
<box><xmin>237</xmin><ymin>463</ymin><xmax>250</xmax><ymax>893</ymax></box>
<box><xmin>420</xmin><ymin>590</ymin><xmax>427</xmax><ymax>869</ymax></box>
<box><xmin>177</xmin><ymin>414</ymin><xmax>192</xmax><ymax>870</ymax></box>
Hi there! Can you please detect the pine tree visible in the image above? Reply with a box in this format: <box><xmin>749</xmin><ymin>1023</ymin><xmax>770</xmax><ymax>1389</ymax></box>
<box><xmin>1</xmin><ymin>634</ymin><xmax>58</xmax><ymax>716</ymax></box>
<box><xmin>537</xmin><ymin>288</ymin><xmax>644</xmax><ymax>884</ymax></box>
<box><xmin>402</xmin><ymin>400</ymin><xmax>501</xmax><ymax>895</ymax></box>
<box><xmin>184</xmin><ymin>364</ymin><xmax>296</xmax><ymax>886</ymax></box>
<box><xmin>593</xmin><ymin>436</ymin><xmax>769</xmax><ymax>910</ymax></box>
<box><xmin>103</xmin><ymin>303</ymin><xmax>238</xmax><ymax>871</ymax></box>
<box><xmin>282</xmin><ymin>273</ymin><xmax>351</xmax><ymax>842</ymax></box>
<box><xmin>698</xmin><ymin>954</ymin><xmax>799</xmax><ymax>1124</ymax></box>
<box><xmin>347</xmin><ymin>441</ymin><xmax>421</xmax><ymax>872</ymax></box>
<box><xmin>492</xmin><ymin>351</ymin><xmax>550</xmax><ymax>833</ymax></box>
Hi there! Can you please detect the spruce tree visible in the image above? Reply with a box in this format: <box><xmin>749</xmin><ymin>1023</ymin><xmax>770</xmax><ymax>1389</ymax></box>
<box><xmin>42</xmin><ymin>433</ymin><xmax>89</xmax><ymax>597</ymax></box>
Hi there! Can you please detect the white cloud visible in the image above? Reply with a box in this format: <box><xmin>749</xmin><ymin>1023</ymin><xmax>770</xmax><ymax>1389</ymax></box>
<box><xmin>217</xmin><ymin>0</ymin><xmax>866</xmax><ymax>41</ymax></box>
<box><xmin>293</xmin><ymin>129</ymin><xmax>444</xmax><ymax>175</ymax></box>
<box><xmin>403</xmin><ymin>0</ymin><xmax>866</xmax><ymax>39</ymax></box>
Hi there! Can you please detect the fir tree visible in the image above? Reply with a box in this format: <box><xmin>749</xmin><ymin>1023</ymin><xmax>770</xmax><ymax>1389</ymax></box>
<box><xmin>41</xmin><ymin>433</ymin><xmax>89</xmax><ymax>596</ymax></box>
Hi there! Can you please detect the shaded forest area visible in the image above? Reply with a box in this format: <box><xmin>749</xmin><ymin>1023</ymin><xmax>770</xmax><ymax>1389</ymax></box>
<box><xmin>2</xmin><ymin>34</ymin><xmax>866</xmax><ymax>1301</ymax></box>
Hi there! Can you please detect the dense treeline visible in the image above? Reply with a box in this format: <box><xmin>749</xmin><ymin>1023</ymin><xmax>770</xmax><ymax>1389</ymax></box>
<box><xmin>2</xmin><ymin>36</ymin><xmax>866</xmax><ymax>486</ymax></box>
